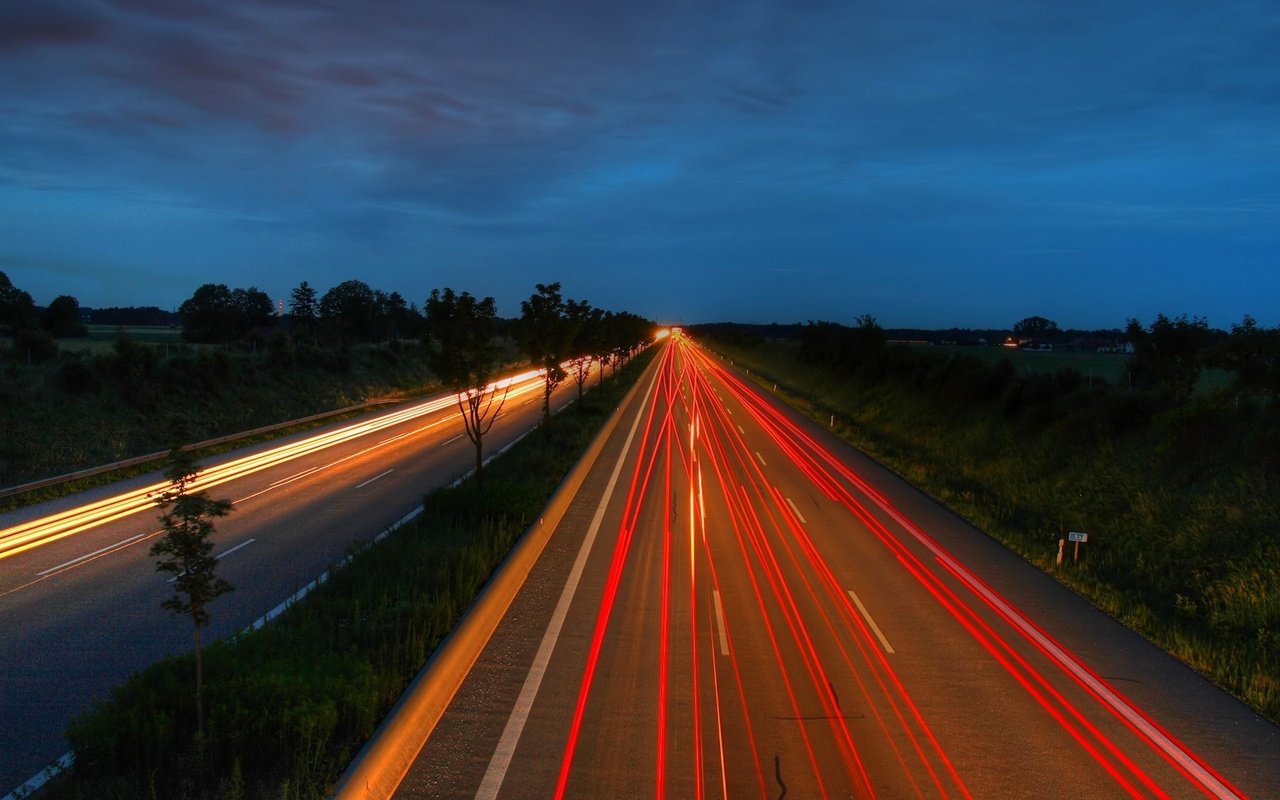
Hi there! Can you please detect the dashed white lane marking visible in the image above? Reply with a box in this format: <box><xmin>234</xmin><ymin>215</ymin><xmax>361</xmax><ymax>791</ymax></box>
<box><xmin>755</xmin><ymin>451</ymin><xmax>766</xmax><ymax>466</ymax></box>
<box><xmin>442</xmin><ymin>434</ymin><xmax>465</xmax><ymax>446</ymax></box>
<box><xmin>37</xmin><ymin>533</ymin><xmax>147</xmax><ymax>576</ymax></box>
<box><xmin>848</xmin><ymin>589</ymin><xmax>895</xmax><ymax>654</ymax></box>
<box><xmin>738</xmin><ymin>425</ymin><xmax>745</xmax><ymax>435</ymax></box>
<box><xmin>167</xmin><ymin>538</ymin><xmax>256</xmax><ymax>582</ymax></box>
<box><xmin>356</xmin><ymin>469</ymin><xmax>394</xmax><ymax>489</ymax></box>
<box><xmin>712</xmin><ymin>590</ymin><xmax>730</xmax><ymax>656</ymax></box>
<box><xmin>785</xmin><ymin>496</ymin><xmax>807</xmax><ymax>524</ymax></box>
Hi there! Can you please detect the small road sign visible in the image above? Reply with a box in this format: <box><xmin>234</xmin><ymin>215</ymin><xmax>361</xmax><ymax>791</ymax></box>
<box><xmin>1068</xmin><ymin>531</ymin><xmax>1088</xmax><ymax>543</ymax></box>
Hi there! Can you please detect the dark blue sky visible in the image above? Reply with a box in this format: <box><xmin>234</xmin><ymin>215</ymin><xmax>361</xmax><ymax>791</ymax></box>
<box><xmin>2</xmin><ymin>1</ymin><xmax>1277</xmax><ymax>328</ymax></box>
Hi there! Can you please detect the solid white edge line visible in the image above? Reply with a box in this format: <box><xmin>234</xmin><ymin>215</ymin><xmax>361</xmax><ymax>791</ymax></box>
<box><xmin>847</xmin><ymin>589</ymin><xmax>895</xmax><ymax>654</ymax></box>
<box><xmin>712</xmin><ymin>590</ymin><xmax>730</xmax><ymax>656</ymax></box>
<box><xmin>474</xmin><ymin>363</ymin><xmax>658</xmax><ymax>800</ymax></box>
<box><xmin>785</xmin><ymin>496</ymin><xmax>807</xmax><ymax>525</ymax></box>
<box><xmin>356</xmin><ymin>469</ymin><xmax>395</xmax><ymax>490</ymax></box>
<box><xmin>1</xmin><ymin>750</ymin><xmax>74</xmax><ymax>800</ymax></box>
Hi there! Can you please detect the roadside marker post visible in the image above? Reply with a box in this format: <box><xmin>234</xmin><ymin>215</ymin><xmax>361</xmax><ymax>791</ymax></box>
<box><xmin>1068</xmin><ymin>531</ymin><xmax>1088</xmax><ymax>563</ymax></box>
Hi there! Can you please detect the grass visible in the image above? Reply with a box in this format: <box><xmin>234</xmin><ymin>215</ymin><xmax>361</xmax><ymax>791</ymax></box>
<box><xmin>916</xmin><ymin>343</ymin><xmax>1234</xmax><ymax>393</ymax></box>
<box><xmin>709</xmin><ymin>336</ymin><xmax>1279</xmax><ymax>723</ymax></box>
<box><xmin>40</xmin><ymin>350</ymin><xmax>654</xmax><ymax>800</ymax></box>
<box><xmin>0</xmin><ymin>338</ymin><xmax>444</xmax><ymax>494</ymax></box>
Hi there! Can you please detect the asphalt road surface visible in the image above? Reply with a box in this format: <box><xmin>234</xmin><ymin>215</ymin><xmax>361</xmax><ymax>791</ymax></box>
<box><xmin>395</xmin><ymin>334</ymin><xmax>1278</xmax><ymax>799</ymax></box>
<box><xmin>0</xmin><ymin>366</ymin><xmax>594</xmax><ymax>794</ymax></box>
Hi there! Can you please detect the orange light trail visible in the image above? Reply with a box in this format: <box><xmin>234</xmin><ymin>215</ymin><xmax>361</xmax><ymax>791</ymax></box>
<box><xmin>0</xmin><ymin>369</ymin><xmax>550</xmax><ymax>562</ymax></box>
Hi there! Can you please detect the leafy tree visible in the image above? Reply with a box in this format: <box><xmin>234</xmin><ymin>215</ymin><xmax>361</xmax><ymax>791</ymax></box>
<box><xmin>1012</xmin><ymin>315</ymin><xmax>1061</xmax><ymax>339</ymax></box>
<box><xmin>565</xmin><ymin>298</ymin><xmax>596</xmax><ymax>402</ymax></box>
<box><xmin>150</xmin><ymin>443</ymin><xmax>234</xmax><ymax>737</ymax></box>
<box><xmin>289</xmin><ymin>280</ymin><xmax>319</xmax><ymax>343</ymax></box>
<box><xmin>1215</xmin><ymin>315</ymin><xmax>1280</xmax><ymax>402</ymax></box>
<box><xmin>591</xmin><ymin>309</ymin><xmax>615</xmax><ymax>386</ymax></box>
<box><xmin>179</xmin><ymin>283</ymin><xmax>239</xmax><ymax>344</ymax></box>
<box><xmin>319</xmin><ymin>279</ymin><xmax>379</xmax><ymax>343</ymax></box>
<box><xmin>424</xmin><ymin>288</ymin><xmax>509</xmax><ymax>488</ymax></box>
<box><xmin>41</xmin><ymin>294</ymin><xmax>88</xmax><ymax>338</ymax></box>
<box><xmin>0</xmin><ymin>270</ymin><xmax>36</xmax><ymax>333</ymax></box>
<box><xmin>518</xmin><ymin>282</ymin><xmax>570</xmax><ymax>424</ymax></box>
<box><xmin>1125</xmin><ymin>313</ymin><xmax>1210</xmax><ymax>401</ymax></box>
<box><xmin>230</xmin><ymin>286</ymin><xmax>275</xmax><ymax>332</ymax></box>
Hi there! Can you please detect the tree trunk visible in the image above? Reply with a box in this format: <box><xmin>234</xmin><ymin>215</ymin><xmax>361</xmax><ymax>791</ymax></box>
<box><xmin>474</xmin><ymin>438</ymin><xmax>484</xmax><ymax>490</ymax></box>
<box><xmin>194</xmin><ymin>626</ymin><xmax>204</xmax><ymax>737</ymax></box>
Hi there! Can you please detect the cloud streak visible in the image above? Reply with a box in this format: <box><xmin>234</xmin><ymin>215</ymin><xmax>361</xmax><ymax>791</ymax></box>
<box><xmin>0</xmin><ymin>0</ymin><xmax>1277</xmax><ymax>327</ymax></box>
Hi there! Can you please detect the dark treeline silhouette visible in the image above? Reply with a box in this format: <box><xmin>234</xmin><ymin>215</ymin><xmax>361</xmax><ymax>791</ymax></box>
<box><xmin>693</xmin><ymin>313</ymin><xmax>1280</xmax><ymax>432</ymax></box>
<box><xmin>85</xmin><ymin>306</ymin><xmax>179</xmax><ymax>327</ymax></box>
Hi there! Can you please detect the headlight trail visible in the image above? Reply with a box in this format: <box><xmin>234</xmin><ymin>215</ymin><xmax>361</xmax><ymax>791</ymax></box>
<box><xmin>0</xmin><ymin>369</ymin><xmax>548</xmax><ymax>562</ymax></box>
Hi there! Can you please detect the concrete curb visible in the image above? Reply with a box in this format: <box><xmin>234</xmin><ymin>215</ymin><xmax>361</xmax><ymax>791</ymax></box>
<box><xmin>330</xmin><ymin>358</ymin><xmax>657</xmax><ymax>800</ymax></box>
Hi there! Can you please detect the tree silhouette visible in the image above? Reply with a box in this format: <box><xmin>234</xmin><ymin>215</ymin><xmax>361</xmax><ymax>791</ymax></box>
<box><xmin>424</xmin><ymin>288</ymin><xmax>509</xmax><ymax>489</ymax></box>
<box><xmin>518</xmin><ymin>282</ymin><xmax>570</xmax><ymax>425</ymax></box>
<box><xmin>1012</xmin><ymin>315</ymin><xmax>1060</xmax><ymax>339</ymax></box>
<box><xmin>1125</xmin><ymin>313</ymin><xmax>1209</xmax><ymax>400</ymax></box>
<box><xmin>151</xmin><ymin>443</ymin><xmax>234</xmax><ymax>737</ymax></box>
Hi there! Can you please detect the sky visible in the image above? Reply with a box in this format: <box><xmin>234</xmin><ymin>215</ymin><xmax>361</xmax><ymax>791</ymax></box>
<box><xmin>1</xmin><ymin>1</ymin><xmax>1278</xmax><ymax>329</ymax></box>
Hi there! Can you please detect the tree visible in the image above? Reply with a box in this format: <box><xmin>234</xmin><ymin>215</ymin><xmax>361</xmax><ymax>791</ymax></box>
<box><xmin>424</xmin><ymin>288</ymin><xmax>509</xmax><ymax>488</ymax></box>
<box><xmin>289</xmin><ymin>281</ymin><xmax>319</xmax><ymax>342</ymax></box>
<box><xmin>0</xmin><ymin>270</ymin><xmax>36</xmax><ymax>334</ymax></box>
<box><xmin>565</xmin><ymin>298</ymin><xmax>596</xmax><ymax>403</ymax></box>
<box><xmin>518</xmin><ymin>282</ymin><xmax>570</xmax><ymax>424</ymax></box>
<box><xmin>1125</xmin><ymin>313</ymin><xmax>1210</xmax><ymax>401</ymax></box>
<box><xmin>230</xmin><ymin>286</ymin><xmax>275</xmax><ymax>333</ymax></box>
<box><xmin>1214</xmin><ymin>315</ymin><xmax>1280</xmax><ymax>402</ymax></box>
<box><xmin>41</xmin><ymin>294</ymin><xmax>88</xmax><ymax>338</ymax></box>
<box><xmin>179</xmin><ymin>283</ymin><xmax>238</xmax><ymax>344</ymax></box>
<box><xmin>150</xmin><ymin>443</ymin><xmax>234</xmax><ymax>737</ymax></box>
<box><xmin>1012</xmin><ymin>316</ymin><xmax>1060</xmax><ymax>339</ymax></box>
<box><xmin>319</xmin><ymin>279</ymin><xmax>379</xmax><ymax>343</ymax></box>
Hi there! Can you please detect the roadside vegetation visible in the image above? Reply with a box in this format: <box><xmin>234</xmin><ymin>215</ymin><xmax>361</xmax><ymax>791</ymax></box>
<box><xmin>0</xmin><ymin>271</ymin><xmax>649</xmax><ymax>496</ymax></box>
<box><xmin>696</xmin><ymin>316</ymin><xmax>1280</xmax><ymax>723</ymax></box>
<box><xmin>42</xmin><ymin>347</ymin><xmax>654</xmax><ymax>800</ymax></box>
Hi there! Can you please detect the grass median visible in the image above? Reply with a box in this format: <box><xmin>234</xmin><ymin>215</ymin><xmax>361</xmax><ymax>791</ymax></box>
<box><xmin>42</xmin><ymin>351</ymin><xmax>654</xmax><ymax>800</ymax></box>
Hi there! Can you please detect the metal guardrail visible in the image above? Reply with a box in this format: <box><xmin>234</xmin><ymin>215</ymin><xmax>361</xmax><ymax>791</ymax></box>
<box><xmin>0</xmin><ymin>398</ymin><xmax>398</xmax><ymax>500</ymax></box>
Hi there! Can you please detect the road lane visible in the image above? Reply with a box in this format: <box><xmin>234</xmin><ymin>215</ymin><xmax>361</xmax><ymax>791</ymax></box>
<box><xmin>392</xmin><ymin>335</ymin><xmax>1277</xmax><ymax>799</ymax></box>
<box><xmin>0</xmin><ymin>364</ymin><xmax>596</xmax><ymax>793</ymax></box>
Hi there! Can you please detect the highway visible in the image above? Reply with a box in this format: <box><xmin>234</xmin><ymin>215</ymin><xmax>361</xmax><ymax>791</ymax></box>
<box><xmin>390</xmin><ymin>334</ymin><xmax>1278</xmax><ymax>799</ymax></box>
<box><xmin>0</xmin><ymin>365</ymin><xmax>593</xmax><ymax>794</ymax></box>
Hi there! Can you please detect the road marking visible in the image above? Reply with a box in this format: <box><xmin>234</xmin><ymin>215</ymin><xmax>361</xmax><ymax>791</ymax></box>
<box><xmin>167</xmin><ymin>539</ymin><xmax>256</xmax><ymax>582</ymax></box>
<box><xmin>476</xmin><ymin>362</ymin><xmax>657</xmax><ymax>800</ymax></box>
<box><xmin>755</xmin><ymin>450</ymin><xmax>766</xmax><ymax>466</ymax></box>
<box><xmin>738</xmin><ymin>425</ymin><xmax>745</xmax><ymax>435</ymax></box>
<box><xmin>785</xmin><ymin>496</ymin><xmax>807</xmax><ymax>524</ymax></box>
<box><xmin>270</xmin><ymin>465</ymin><xmax>324</xmax><ymax>488</ymax></box>
<box><xmin>356</xmin><ymin>469</ymin><xmax>394</xmax><ymax>489</ymax></box>
<box><xmin>712</xmin><ymin>591</ymin><xmax>730</xmax><ymax>656</ymax></box>
<box><xmin>442</xmin><ymin>434</ymin><xmax>465</xmax><ymax>446</ymax></box>
<box><xmin>848</xmin><ymin>589</ymin><xmax>895</xmax><ymax>654</ymax></box>
<box><xmin>37</xmin><ymin>533</ymin><xmax>147</xmax><ymax>576</ymax></box>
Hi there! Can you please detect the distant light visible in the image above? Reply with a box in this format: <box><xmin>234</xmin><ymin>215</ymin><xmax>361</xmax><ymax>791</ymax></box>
<box><xmin>655</xmin><ymin>328</ymin><xmax>671</xmax><ymax>340</ymax></box>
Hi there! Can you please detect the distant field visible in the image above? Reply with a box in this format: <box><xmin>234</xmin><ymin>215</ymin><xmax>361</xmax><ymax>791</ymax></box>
<box><xmin>911</xmin><ymin>344</ymin><xmax>1232</xmax><ymax>393</ymax></box>
<box><xmin>59</xmin><ymin>324</ymin><xmax>184</xmax><ymax>355</ymax></box>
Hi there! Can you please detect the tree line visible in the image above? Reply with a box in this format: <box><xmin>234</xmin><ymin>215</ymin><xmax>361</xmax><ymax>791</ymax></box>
<box><xmin>788</xmin><ymin>312</ymin><xmax>1280</xmax><ymax>405</ymax></box>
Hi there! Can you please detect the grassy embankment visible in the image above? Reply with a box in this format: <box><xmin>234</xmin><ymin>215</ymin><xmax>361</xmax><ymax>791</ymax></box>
<box><xmin>707</xmin><ymin>335</ymin><xmax>1279</xmax><ymax>723</ymax></box>
<box><xmin>0</xmin><ymin>326</ymin><xmax>458</xmax><ymax>498</ymax></box>
<box><xmin>43</xmin><ymin>349</ymin><xmax>654</xmax><ymax>800</ymax></box>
